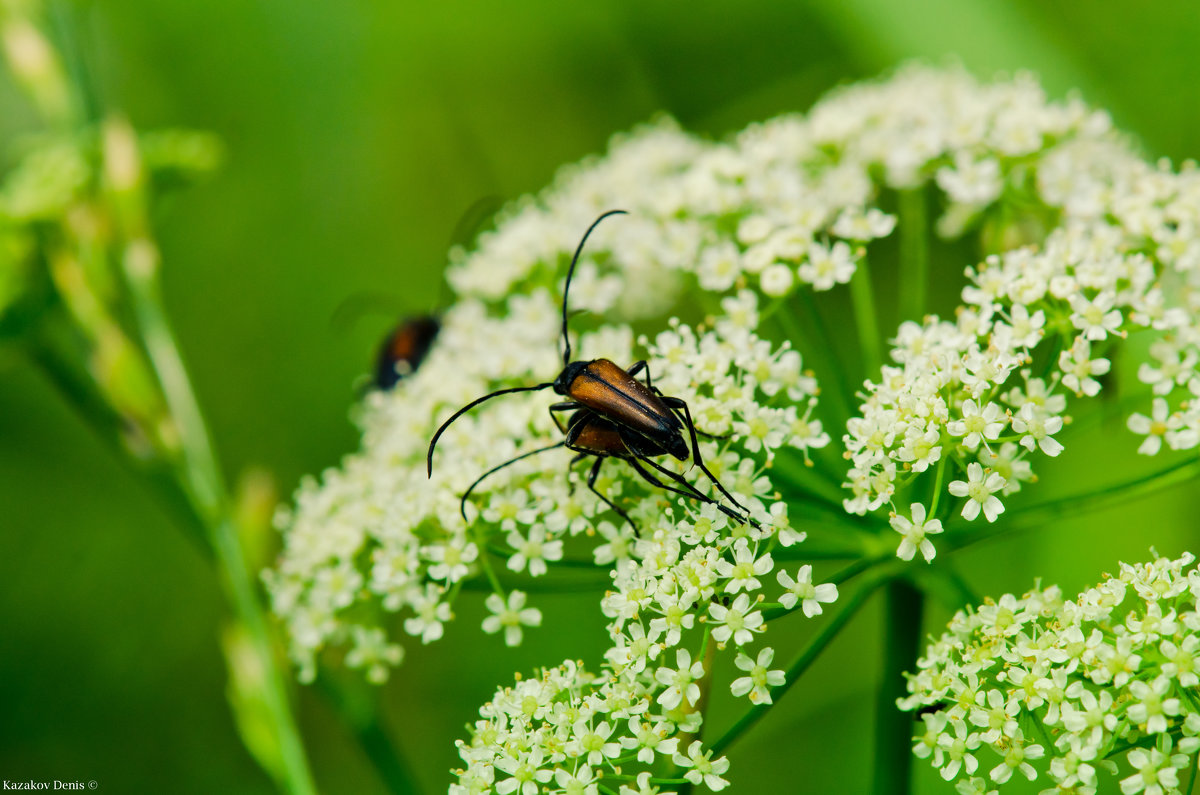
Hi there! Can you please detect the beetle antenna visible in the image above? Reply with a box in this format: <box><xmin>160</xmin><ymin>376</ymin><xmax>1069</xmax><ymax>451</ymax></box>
<box><xmin>460</xmin><ymin>441</ymin><xmax>566</xmax><ymax>521</ymax></box>
<box><xmin>561</xmin><ymin>209</ymin><xmax>628</xmax><ymax>366</ymax></box>
<box><xmin>427</xmin><ymin>382</ymin><xmax>555</xmax><ymax>476</ymax></box>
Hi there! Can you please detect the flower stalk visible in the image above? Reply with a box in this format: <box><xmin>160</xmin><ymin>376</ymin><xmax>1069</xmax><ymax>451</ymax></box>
<box><xmin>872</xmin><ymin>580</ymin><xmax>923</xmax><ymax>795</ymax></box>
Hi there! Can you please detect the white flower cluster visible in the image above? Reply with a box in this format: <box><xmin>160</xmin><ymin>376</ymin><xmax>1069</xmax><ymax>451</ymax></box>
<box><xmin>453</xmin><ymin>659</ymin><xmax>727</xmax><ymax>795</ymax></box>
<box><xmin>840</xmin><ymin>79</ymin><xmax>1200</xmax><ymax>561</ymax></box>
<box><xmin>901</xmin><ymin>551</ymin><xmax>1200</xmax><ymax>795</ymax></box>
<box><xmin>266</xmin><ymin>62</ymin><xmax>1200</xmax><ymax>790</ymax></box>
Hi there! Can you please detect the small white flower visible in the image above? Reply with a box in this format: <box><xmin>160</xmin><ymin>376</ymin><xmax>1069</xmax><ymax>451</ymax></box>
<box><xmin>1069</xmin><ymin>291</ymin><xmax>1124</xmax><ymax>341</ymax></box>
<box><xmin>1126</xmin><ymin>398</ymin><xmax>1180</xmax><ymax>456</ymax></box>
<box><xmin>776</xmin><ymin>564</ymin><xmax>839</xmax><ymax>615</ymax></box>
<box><xmin>948</xmin><ymin>463</ymin><xmax>1007</xmax><ymax>522</ymax></box>
<box><xmin>1126</xmin><ymin>675</ymin><xmax>1182</xmax><ymax>734</ymax></box>
<box><xmin>708</xmin><ymin>593</ymin><xmax>765</xmax><ymax>646</ymax></box>
<box><xmin>673</xmin><ymin>740</ymin><xmax>731</xmax><ymax>791</ymax></box>
<box><xmin>481</xmin><ymin>590</ymin><xmax>542</xmax><ymax>647</ymax></box>
<box><xmin>654</xmin><ymin>648</ymin><xmax>706</xmax><ymax>711</ymax></box>
<box><xmin>1010</xmin><ymin>402</ymin><xmax>1064</xmax><ymax>456</ymax></box>
<box><xmin>403</xmin><ymin>585</ymin><xmax>452</xmax><ymax>644</ymax></box>
<box><xmin>715</xmin><ymin>538</ymin><xmax>774</xmax><ymax>593</ymax></box>
<box><xmin>798</xmin><ymin>240</ymin><xmax>856</xmax><ymax>290</ymax></box>
<box><xmin>759</xmin><ymin>262</ymin><xmax>794</xmax><ymax>296</ymax></box>
<box><xmin>890</xmin><ymin>503</ymin><xmax>944</xmax><ymax>562</ymax></box>
<box><xmin>947</xmin><ymin>399</ymin><xmax>1006</xmax><ymax>450</ymax></box>
<box><xmin>505</xmin><ymin>526</ymin><xmax>563</xmax><ymax>577</ymax></box>
<box><xmin>1119</xmin><ymin>746</ymin><xmax>1182</xmax><ymax>795</ymax></box>
<box><xmin>1059</xmin><ymin>337</ymin><xmax>1111</xmax><ymax>397</ymax></box>
<box><xmin>730</xmin><ymin>647</ymin><xmax>786</xmax><ymax>704</ymax></box>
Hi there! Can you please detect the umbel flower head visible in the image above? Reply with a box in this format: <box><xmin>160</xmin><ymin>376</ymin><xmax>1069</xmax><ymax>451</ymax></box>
<box><xmin>264</xmin><ymin>62</ymin><xmax>1200</xmax><ymax>790</ymax></box>
<box><xmin>902</xmin><ymin>551</ymin><xmax>1200</xmax><ymax>795</ymax></box>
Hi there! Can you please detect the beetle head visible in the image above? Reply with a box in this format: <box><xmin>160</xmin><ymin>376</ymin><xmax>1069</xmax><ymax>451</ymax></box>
<box><xmin>554</xmin><ymin>360</ymin><xmax>589</xmax><ymax>396</ymax></box>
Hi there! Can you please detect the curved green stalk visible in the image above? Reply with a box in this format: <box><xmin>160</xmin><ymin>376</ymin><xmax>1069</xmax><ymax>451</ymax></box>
<box><xmin>850</xmin><ymin>256</ymin><xmax>883</xmax><ymax>377</ymax></box>
<box><xmin>315</xmin><ymin>675</ymin><xmax>422</xmax><ymax>795</ymax></box>
<box><xmin>123</xmin><ymin>259</ymin><xmax>316</xmax><ymax>795</ymax></box>
<box><xmin>898</xmin><ymin>188</ymin><xmax>928</xmax><ymax>325</ymax></box>
<box><xmin>945</xmin><ymin>455</ymin><xmax>1200</xmax><ymax>550</ymax></box>
<box><xmin>872</xmin><ymin>580</ymin><xmax>923</xmax><ymax>795</ymax></box>
<box><xmin>711</xmin><ymin>572</ymin><xmax>889</xmax><ymax>754</ymax></box>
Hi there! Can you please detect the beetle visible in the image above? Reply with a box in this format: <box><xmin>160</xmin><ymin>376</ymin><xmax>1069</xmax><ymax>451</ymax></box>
<box><xmin>333</xmin><ymin>196</ymin><xmax>500</xmax><ymax>390</ymax></box>
<box><xmin>373</xmin><ymin>314</ymin><xmax>441</xmax><ymax>389</ymax></box>
<box><xmin>457</xmin><ymin>406</ymin><xmax>752</xmax><ymax>532</ymax></box>
<box><xmin>427</xmin><ymin>209</ymin><xmax>752</xmax><ymax>527</ymax></box>
<box><xmin>374</xmin><ymin>315</ymin><xmax>439</xmax><ymax>390</ymax></box>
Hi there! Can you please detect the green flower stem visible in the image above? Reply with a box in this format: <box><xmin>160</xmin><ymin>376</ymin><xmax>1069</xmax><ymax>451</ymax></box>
<box><xmin>872</xmin><ymin>579</ymin><xmax>923</xmax><ymax>795</ymax></box>
<box><xmin>122</xmin><ymin>259</ymin><xmax>316</xmax><ymax>795</ymax></box>
<box><xmin>710</xmin><ymin>570</ymin><xmax>891</xmax><ymax>755</ymax></box>
<box><xmin>28</xmin><ymin>337</ymin><xmax>211</xmax><ymax>556</ymax></box>
<box><xmin>45</xmin><ymin>0</ymin><xmax>100</xmax><ymax>124</ymax></box>
<box><xmin>676</xmin><ymin>626</ymin><xmax>715</xmax><ymax>780</ymax></box>
<box><xmin>898</xmin><ymin>187</ymin><xmax>929</xmax><ymax>325</ymax></box>
<box><xmin>315</xmin><ymin>675</ymin><xmax>422</xmax><ymax>795</ymax></box>
<box><xmin>792</xmin><ymin>288</ymin><xmax>858</xmax><ymax>428</ymax></box>
<box><xmin>460</xmin><ymin>574</ymin><xmax>612</xmax><ymax>593</ymax></box>
<box><xmin>768</xmin><ymin>467</ymin><xmax>850</xmax><ymax>516</ymax></box>
<box><xmin>850</xmin><ymin>256</ymin><xmax>883</xmax><ymax>377</ymax></box>
<box><xmin>473</xmin><ymin>535</ymin><xmax>506</xmax><ymax>596</ymax></box>
<box><xmin>9</xmin><ymin>13</ymin><xmax>317</xmax><ymax>794</ymax></box>
<box><xmin>122</xmin><ymin>259</ymin><xmax>225</xmax><ymax>518</ymax></box>
<box><xmin>928</xmin><ymin>454</ymin><xmax>948</xmax><ymax>518</ymax></box>
<box><xmin>944</xmin><ymin>454</ymin><xmax>1200</xmax><ymax>550</ymax></box>
<box><xmin>905</xmin><ymin>559</ymin><xmax>978</xmax><ymax>612</ymax></box>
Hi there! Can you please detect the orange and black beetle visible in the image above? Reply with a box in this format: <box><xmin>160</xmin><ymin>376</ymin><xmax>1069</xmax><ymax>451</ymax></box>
<box><xmin>428</xmin><ymin>210</ymin><xmax>751</xmax><ymax>532</ymax></box>
<box><xmin>374</xmin><ymin>315</ymin><xmax>441</xmax><ymax>390</ymax></box>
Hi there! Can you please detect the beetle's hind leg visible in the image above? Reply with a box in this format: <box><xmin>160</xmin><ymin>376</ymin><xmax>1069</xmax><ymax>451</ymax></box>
<box><xmin>628</xmin><ymin>360</ymin><xmax>729</xmax><ymax>441</ymax></box>
<box><xmin>624</xmin><ymin>454</ymin><xmax>752</xmax><ymax>527</ymax></box>
<box><xmin>661</xmin><ymin>396</ymin><xmax>751</xmax><ymax>514</ymax></box>
<box><xmin>584</xmin><ymin>457</ymin><xmax>639</xmax><ymax>536</ymax></box>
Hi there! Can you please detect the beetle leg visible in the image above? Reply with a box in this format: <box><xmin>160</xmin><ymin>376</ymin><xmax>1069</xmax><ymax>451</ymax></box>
<box><xmin>564</xmin><ymin>450</ymin><xmax>590</xmax><ymax>495</ymax></box>
<box><xmin>460</xmin><ymin>441</ymin><xmax>567</xmax><ymax>522</ymax></box>
<box><xmin>661</xmin><ymin>396</ymin><xmax>750</xmax><ymax>514</ymax></box>
<box><xmin>630</xmin><ymin>361</ymin><xmax>731</xmax><ymax>441</ymax></box>
<box><xmin>585</xmin><ymin>456</ymin><xmax>638</xmax><ymax>535</ymax></box>
<box><xmin>626</xmin><ymin>454</ymin><xmax>752</xmax><ymax>526</ymax></box>
<box><xmin>549</xmin><ymin>403</ymin><xmax>574</xmax><ymax>434</ymax></box>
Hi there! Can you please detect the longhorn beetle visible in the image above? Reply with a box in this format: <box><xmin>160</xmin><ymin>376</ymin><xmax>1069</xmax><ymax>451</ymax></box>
<box><xmin>333</xmin><ymin>196</ymin><xmax>500</xmax><ymax>390</ymax></box>
<box><xmin>457</xmin><ymin>406</ymin><xmax>753</xmax><ymax>532</ymax></box>
<box><xmin>374</xmin><ymin>315</ymin><xmax>441</xmax><ymax>389</ymax></box>
<box><xmin>426</xmin><ymin>209</ymin><xmax>752</xmax><ymax>529</ymax></box>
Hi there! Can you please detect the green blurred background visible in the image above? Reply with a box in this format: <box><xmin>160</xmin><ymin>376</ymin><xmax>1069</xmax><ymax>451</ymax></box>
<box><xmin>3</xmin><ymin>1</ymin><xmax>1200</xmax><ymax>792</ymax></box>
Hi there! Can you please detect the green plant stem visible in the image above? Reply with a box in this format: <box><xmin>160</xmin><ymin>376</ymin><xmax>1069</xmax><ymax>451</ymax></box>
<box><xmin>315</xmin><ymin>675</ymin><xmax>422</xmax><ymax>795</ymax></box>
<box><xmin>13</xmin><ymin>13</ymin><xmax>317</xmax><ymax>794</ymax></box>
<box><xmin>28</xmin><ymin>338</ymin><xmax>211</xmax><ymax>555</ymax></box>
<box><xmin>770</xmin><ymin>452</ymin><xmax>849</xmax><ymax>509</ymax></box>
<box><xmin>872</xmin><ymin>579</ymin><xmax>922</xmax><ymax>795</ymax></box>
<box><xmin>850</xmin><ymin>256</ymin><xmax>883</xmax><ymax>377</ymax></box>
<box><xmin>711</xmin><ymin>572</ymin><xmax>889</xmax><ymax>754</ymax></box>
<box><xmin>123</xmin><ymin>262</ymin><xmax>316</xmax><ymax>795</ymax></box>
<box><xmin>676</xmin><ymin>628</ymin><xmax>715</xmax><ymax>795</ymax></box>
<box><xmin>460</xmin><ymin>575</ymin><xmax>612</xmax><ymax>593</ymax></box>
<box><xmin>944</xmin><ymin>454</ymin><xmax>1200</xmax><ymax>551</ymax></box>
<box><xmin>898</xmin><ymin>187</ymin><xmax>928</xmax><ymax>324</ymax></box>
<box><xmin>794</xmin><ymin>288</ymin><xmax>858</xmax><ymax>425</ymax></box>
